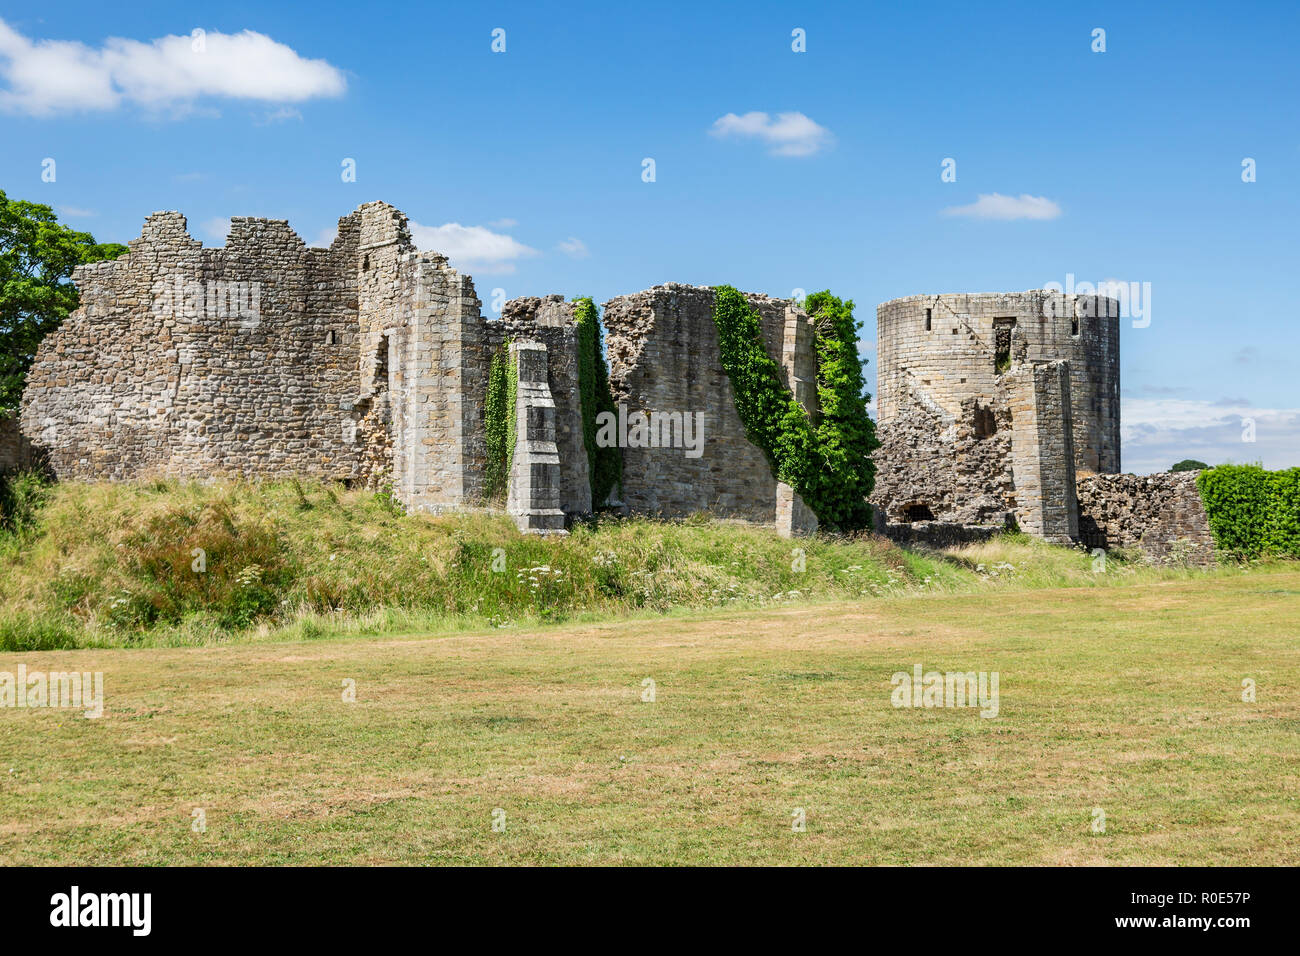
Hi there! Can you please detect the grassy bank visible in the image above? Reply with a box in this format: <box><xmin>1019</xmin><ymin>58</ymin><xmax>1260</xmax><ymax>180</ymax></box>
<box><xmin>2</xmin><ymin>570</ymin><xmax>1297</xmax><ymax>864</ymax></box>
<box><xmin>0</xmin><ymin>477</ymin><xmax>1277</xmax><ymax>650</ymax></box>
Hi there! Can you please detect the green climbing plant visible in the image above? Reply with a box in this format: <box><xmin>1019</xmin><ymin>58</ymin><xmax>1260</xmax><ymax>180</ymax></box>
<box><xmin>710</xmin><ymin>286</ymin><xmax>879</xmax><ymax>531</ymax></box>
<box><xmin>573</xmin><ymin>297</ymin><xmax>622</xmax><ymax>507</ymax></box>
<box><xmin>483</xmin><ymin>341</ymin><xmax>517</xmax><ymax>501</ymax></box>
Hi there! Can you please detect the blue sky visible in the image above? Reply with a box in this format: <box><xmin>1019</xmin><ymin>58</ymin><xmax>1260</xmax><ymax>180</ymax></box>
<box><xmin>2</xmin><ymin>0</ymin><xmax>1297</xmax><ymax>472</ymax></box>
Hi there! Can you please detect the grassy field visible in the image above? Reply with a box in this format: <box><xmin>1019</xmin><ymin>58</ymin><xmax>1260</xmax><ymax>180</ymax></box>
<box><xmin>2</xmin><ymin>566</ymin><xmax>1297</xmax><ymax>865</ymax></box>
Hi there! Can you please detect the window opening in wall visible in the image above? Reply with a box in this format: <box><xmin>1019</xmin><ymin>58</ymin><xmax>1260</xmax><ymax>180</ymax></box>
<box><xmin>924</xmin><ymin>308</ymin><xmax>932</xmax><ymax>331</ymax></box>
<box><xmin>902</xmin><ymin>503</ymin><xmax>935</xmax><ymax>522</ymax></box>
<box><xmin>993</xmin><ymin>317</ymin><xmax>1016</xmax><ymax>374</ymax></box>
<box><xmin>973</xmin><ymin>403</ymin><xmax>997</xmax><ymax>438</ymax></box>
<box><xmin>362</xmin><ymin>253</ymin><xmax>371</xmax><ymax>272</ymax></box>
<box><xmin>325</xmin><ymin>330</ymin><xmax>336</xmax><ymax>345</ymax></box>
<box><xmin>1071</xmin><ymin>316</ymin><xmax>1080</xmax><ymax>336</ymax></box>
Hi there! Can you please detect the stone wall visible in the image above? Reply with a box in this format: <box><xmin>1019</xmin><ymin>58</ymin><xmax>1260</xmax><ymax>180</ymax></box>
<box><xmin>877</xmin><ymin>291</ymin><xmax>1120</xmax><ymax>476</ymax></box>
<box><xmin>21</xmin><ymin>211</ymin><xmax>361</xmax><ymax>483</ymax></box>
<box><xmin>18</xmin><ymin>201</ymin><xmax>490</xmax><ymax>515</ymax></box>
<box><xmin>602</xmin><ymin>284</ymin><xmax>816</xmax><ymax>526</ymax></box>
<box><xmin>352</xmin><ymin>202</ymin><xmax>488</xmax><ymax>512</ymax></box>
<box><xmin>502</xmin><ymin>295</ymin><xmax>590</xmax><ymax>516</ymax></box>
<box><xmin>506</xmin><ymin>341</ymin><xmax>566</xmax><ymax>532</ymax></box>
<box><xmin>0</xmin><ymin>410</ymin><xmax>40</xmax><ymax>473</ymax></box>
<box><xmin>1005</xmin><ymin>360</ymin><xmax>1078</xmax><ymax>542</ymax></box>
<box><xmin>1077</xmin><ymin>471</ymin><xmax>1216</xmax><ymax>564</ymax></box>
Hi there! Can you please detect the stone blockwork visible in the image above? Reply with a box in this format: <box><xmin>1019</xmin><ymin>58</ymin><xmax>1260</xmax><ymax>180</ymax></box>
<box><xmin>1076</xmin><ymin>472</ymin><xmax>1216</xmax><ymax>564</ymax></box>
<box><xmin>873</xmin><ymin>291</ymin><xmax>1118</xmax><ymax>542</ymax></box>
<box><xmin>1004</xmin><ymin>361</ymin><xmax>1077</xmax><ymax>542</ymax></box>
<box><xmin>877</xmin><ymin>292</ymin><xmax>1120</xmax><ymax>476</ymax></box>
<box><xmin>16</xmin><ymin>205</ymin><xmax>828</xmax><ymax>536</ymax></box>
<box><xmin>506</xmin><ymin>341</ymin><xmax>566</xmax><ymax>533</ymax></box>
<box><xmin>501</xmin><ymin>295</ymin><xmax>590</xmax><ymax>517</ymax></box>
<box><xmin>19</xmin><ymin>202</ymin><xmax>1196</xmax><ymax>555</ymax></box>
<box><xmin>0</xmin><ymin>410</ymin><xmax>40</xmax><ymax>473</ymax></box>
<box><xmin>602</xmin><ymin>284</ymin><xmax>816</xmax><ymax>530</ymax></box>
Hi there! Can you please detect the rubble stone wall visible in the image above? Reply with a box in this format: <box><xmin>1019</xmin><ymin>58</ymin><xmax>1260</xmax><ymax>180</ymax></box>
<box><xmin>0</xmin><ymin>410</ymin><xmax>39</xmax><ymax>473</ymax></box>
<box><xmin>20</xmin><ymin>210</ymin><xmax>361</xmax><ymax>483</ymax></box>
<box><xmin>1077</xmin><ymin>471</ymin><xmax>1216</xmax><ymax>564</ymax></box>
<box><xmin>18</xmin><ymin>202</ymin><xmax>489</xmax><ymax>514</ymax></box>
<box><xmin>602</xmin><ymin>284</ymin><xmax>816</xmax><ymax>523</ymax></box>
<box><xmin>877</xmin><ymin>291</ymin><xmax>1120</xmax><ymax>476</ymax></box>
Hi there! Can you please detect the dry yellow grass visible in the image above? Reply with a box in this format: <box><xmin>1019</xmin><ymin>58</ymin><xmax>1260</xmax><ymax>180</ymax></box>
<box><xmin>2</xmin><ymin>567</ymin><xmax>1297</xmax><ymax>865</ymax></box>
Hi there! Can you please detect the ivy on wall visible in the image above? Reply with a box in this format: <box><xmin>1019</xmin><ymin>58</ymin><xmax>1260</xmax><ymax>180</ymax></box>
<box><xmin>710</xmin><ymin>286</ymin><xmax>879</xmax><ymax>531</ymax></box>
<box><xmin>1197</xmin><ymin>464</ymin><xmax>1300</xmax><ymax>558</ymax></box>
<box><xmin>805</xmin><ymin>290</ymin><xmax>880</xmax><ymax>529</ymax></box>
<box><xmin>573</xmin><ymin>297</ymin><xmax>622</xmax><ymax>507</ymax></box>
<box><xmin>483</xmin><ymin>342</ymin><xmax>516</xmax><ymax>502</ymax></box>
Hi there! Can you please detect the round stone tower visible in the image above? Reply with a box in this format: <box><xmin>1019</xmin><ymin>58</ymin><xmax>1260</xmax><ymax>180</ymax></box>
<box><xmin>876</xmin><ymin>291</ymin><xmax>1120</xmax><ymax>475</ymax></box>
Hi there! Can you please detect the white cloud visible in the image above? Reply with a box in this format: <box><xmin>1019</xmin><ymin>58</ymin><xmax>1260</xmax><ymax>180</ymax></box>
<box><xmin>487</xmin><ymin>218</ymin><xmax>518</xmax><ymax>229</ymax></box>
<box><xmin>310</xmin><ymin>225</ymin><xmax>338</xmax><ymax>249</ymax></box>
<box><xmin>202</xmin><ymin>217</ymin><xmax>231</xmax><ymax>243</ymax></box>
<box><xmin>1120</xmin><ymin>397</ymin><xmax>1300</xmax><ymax>474</ymax></box>
<box><xmin>410</xmin><ymin>221</ymin><xmax>538</xmax><ymax>275</ymax></box>
<box><xmin>942</xmin><ymin>193</ymin><xmax>1062</xmax><ymax>221</ymax></box>
<box><xmin>557</xmin><ymin>236</ymin><xmax>589</xmax><ymax>259</ymax></box>
<box><xmin>56</xmin><ymin>205</ymin><xmax>95</xmax><ymax>218</ymax></box>
<box><xmin>710</xmin><ymin>111</ymin><xmax>833</xmax><ymax>157</ymax></box>
<box><xmin>0</xmin><ymin>19</ymin><xmax>346</xmax><ymax>116</ymax></box>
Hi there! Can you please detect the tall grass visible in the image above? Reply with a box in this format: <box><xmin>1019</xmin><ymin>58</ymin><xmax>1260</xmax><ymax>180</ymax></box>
<box><xmin>0</xmin><ymin>478</ymin><xmax>1271</xmax><ymax>650</ymax></box>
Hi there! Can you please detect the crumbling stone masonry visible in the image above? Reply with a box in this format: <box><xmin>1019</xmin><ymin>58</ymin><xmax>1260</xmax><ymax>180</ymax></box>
<box><xmin>505</xmin><ymin>340</ymin><xmax>567</xmax><ymax>532</ymax></box>
<box><xmin>601</xmin><ymin>283</ymin><xmax>817</xmax><ymax>534</ymax></box>
<box><xmin>0</xmin><ymin>410</ymin><xmax>39</xmax><ymax>473</ymax></box>
<box><xmin>1076</xmin><ymin>471</ymin><xmax>1216</xmax><ymax>565</ymax></box>
<box><xmin>872</xmin><ymin>292</ymin><xmax>1116</xmax><ymax>540</ymax></box>
<box><xmin>872</xmin><ymin>291</ymin><xmax>1218</xmax><ymax>561</ymax></box>
<box><xmin>15</xmin><ymin>202</ymin><xmax>1217</xmax><ymax>557</ymax></box>
<box><xmin>500</xmin><ymin>295</ymin><xmax>590</xmax><ymax>517</ymax></box>
<box><xmin>17</xmin><ymin>205</ymin><xmax>817</xmax><ymax>535</ymax></box>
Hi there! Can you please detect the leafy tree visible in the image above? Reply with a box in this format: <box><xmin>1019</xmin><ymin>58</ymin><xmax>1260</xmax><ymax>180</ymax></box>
<box><xmin>1170</xmin><ymin>459</ymin><xmax>1209</xmax><ymax>472</ymax></box>
<box><xmin>1</xmin><ymin>190</ymin><xmax>127</xmax><ymax>409</ymax></box>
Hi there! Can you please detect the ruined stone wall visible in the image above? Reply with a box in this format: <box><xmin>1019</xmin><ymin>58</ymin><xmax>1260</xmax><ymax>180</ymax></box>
<box><xmin>877</xmin><ymin>291</ymin><xmax>1120</xmax><ymax>476</ymax></box>
<box><xmin>352</xmin><ymin>202</ymin><xmax>488</xmax><ymax>512</ymax></box>
<box><xmin>502</xmin><ymin>295</ymin><xmax>590</xmax><ymax>516</ymax></box>
<box><xmin>18</xmin><ymin>201</ymin><xmax>490</xmax><ymax>514</ymax></box>
<box><xmin>506</xmin><ymin>340</ymin><xmax>566</xmax><ymax>532</ymax></box>
<box><xmin>602</xmin><ymin>284</ymin><xmax>815</xmax><ymax>523</ymax></box>
<box><xmin>0</xmin><ymin>410</ymin><xmax>39</xmax><ymax>473</ymax></box>
<box><xmin>1077</xmin><ymin>472</ymin><xmax>1216</xmax><ymax>564</ymax></box>
<box><xmin>1005</xmin><ymin>360</ymin><xmax>1078</xmax><ymax>542</ymax></box>
<box><xmin>21</xmin><ymin>211</ymin><xmax>362</xmax><ymax>483</ymax></box>
<box><xmin>869</xmin><ymin>386</ymin><xmax>1014</xmax><ymax>526</ymax></box>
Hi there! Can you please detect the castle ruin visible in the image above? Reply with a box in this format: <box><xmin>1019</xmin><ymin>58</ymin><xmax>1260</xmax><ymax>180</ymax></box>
<box><xmin>12</xmin><ymin>201</ymin><xmax>1216</xmax><ymax>560</ymax></box>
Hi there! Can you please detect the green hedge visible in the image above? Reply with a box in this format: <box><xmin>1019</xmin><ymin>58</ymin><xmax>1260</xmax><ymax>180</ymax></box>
<box><xmin>1197</xmin><ymin>464</ymin><xmax>1300</xmax><ymax>558</ymax></box>
<box><xmin>573</xmin><ymin>297</ymin><xmax>622</xmax><ymax>507</ymax></box>
<box><xmin>710</xmin><ymin>286</ymin><xmax>878</xmax><ymax>531</ymax></box>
